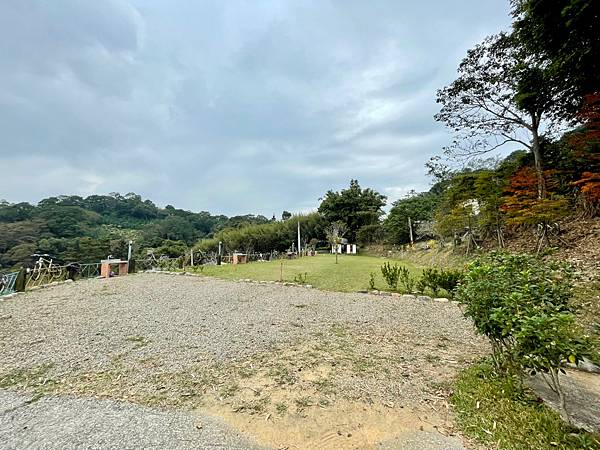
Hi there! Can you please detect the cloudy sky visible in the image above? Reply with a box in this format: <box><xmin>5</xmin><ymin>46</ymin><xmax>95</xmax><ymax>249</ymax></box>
<box><xmin>0</xmin><ymin>1</ymin><xmax>511</xmax><ymax>216</ymax></box>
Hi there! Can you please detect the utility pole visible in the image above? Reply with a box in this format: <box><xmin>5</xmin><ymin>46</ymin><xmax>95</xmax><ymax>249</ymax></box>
<box><xmin>297</xmin><ymin>220</ymin><xmax>301</xmax><ymax>257</ymax></box>
<box><xmin>408</xmin><ymin>217</ymin><xmax>414</xmax><ymax>246</ymax></box>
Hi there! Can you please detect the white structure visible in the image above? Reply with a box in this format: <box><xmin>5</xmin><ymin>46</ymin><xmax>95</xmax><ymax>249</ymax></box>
<box><xmin>331</xmin><ymin>241</ymin><xmax>357</xmax><ymax>254</ymax></box>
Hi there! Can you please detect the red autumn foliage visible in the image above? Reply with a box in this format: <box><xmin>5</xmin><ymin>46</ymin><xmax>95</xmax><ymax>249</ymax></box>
<box><xmin>568</xmin><ymin>94</ymin><xmax>600</xmax><ymax>216</ymax></box>
<box><xmin>502</xmin><ymin>167</ymin><xmax>570</xmax><ymax>226</ymax></box>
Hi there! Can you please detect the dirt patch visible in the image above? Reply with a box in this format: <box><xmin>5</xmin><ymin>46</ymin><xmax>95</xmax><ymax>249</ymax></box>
<box><xmin>200</xmin><ymin>399</ymin><xmax>446</xmax><ymax>450</ymax></box>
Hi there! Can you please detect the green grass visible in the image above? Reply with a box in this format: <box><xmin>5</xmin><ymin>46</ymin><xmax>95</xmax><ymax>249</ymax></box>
<box><xmin>192</xmin><ymin>254</ymin><xmax>423</xmax><ymax>293</ymax></box>
<box><xmin>452</xmin><ymin>361</ymin><xmax>600</xmax><ymax>450</ymax></box>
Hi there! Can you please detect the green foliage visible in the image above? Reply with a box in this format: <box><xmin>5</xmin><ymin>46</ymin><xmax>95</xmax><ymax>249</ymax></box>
<box><xmin>368</xmin><ymin>272</ymin><xmax>376</xmax><ymax>290</ymax></box>
<box><xmin>155</xmin><ymin>240</ymin><xmax>188</xmax><ymax>258</ymax></box>
<box><xmin>293</xmin><ymin>272</ymin><xmax>308</xmax><ymax>284</ymax></box>
<box><xmin>318</xmin><ymin>179</ymin><xmax>386</xmax><ymax>242</ymax></box>
<box><xmin>452</xmin><ymin>360</ymin><xmax>600</xmax><ymax>450</ymax></box>
<box><xmin>0</xmin><ymin>193</ymin><xmax>272</xmax><ymax>269</ymax></box>
<box><xmin>455</xmin><ymin>252</ymin><xmax>590</xmax><ymax>384</ymax></box>
<box><xmin>384</xmin><ymin>191</ymin><xmax>439</xmax><ymax>244</ymax></box>
<box><xmin>398</xmin><ymin>265</ymin><xmax>415</xmax><ymax>293</ymax></box>
<box><xmin>380</xmin><ymin>262</ymin><xmax>400</xmax><ymax>290</ymax></box>
<box><xmin>198</xmin><ymin>213</ymin><xmax>325</xmax><ymax>255</ymax></box>
<box><xmin>417</xmin><ymin>268</ymin><xmax>463</xmax><ymax>297</ymax></box>
<box><xmin>512</xmin><ymin>0</ymin><xmax>600</xmax><ymax>120</ymax></box>
<box><xmin>356</xmin><ymin>223</ymin><xmax>384</xmax><ymax>245</ymax></box>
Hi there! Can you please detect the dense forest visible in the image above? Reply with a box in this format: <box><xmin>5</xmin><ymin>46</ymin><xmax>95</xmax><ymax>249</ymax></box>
<box><xmin>0</xmin><ymin>193</ymin><xmax>270</xmax><ymax>269</ymax></box>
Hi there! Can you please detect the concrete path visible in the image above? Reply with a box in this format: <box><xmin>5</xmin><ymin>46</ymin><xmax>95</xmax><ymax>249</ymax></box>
<box><xmin>0</xmin><ymin>391</ymin><xmax>265</xmax><ymax>450</ymax></box>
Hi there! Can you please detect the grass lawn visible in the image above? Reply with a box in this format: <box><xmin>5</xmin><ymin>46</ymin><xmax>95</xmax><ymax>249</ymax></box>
<box><xmin>192</xmin><ymin>253</ymin><xmax>423</xmax><ymax>293</ymax></box>
<box><xmin>452</xmin><ymin>361</ymin><xmax>600</xmax><ymax>450</ymax></box>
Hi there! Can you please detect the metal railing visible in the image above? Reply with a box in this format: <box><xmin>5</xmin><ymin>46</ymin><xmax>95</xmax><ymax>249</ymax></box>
<box><xmin>79</xmin><ymin>263</ymin><xmax>101</xmax><ymax>279</ymax></box>
<box><xmin>20</xmin><ymin>262</ymin><xmax>102</xmax><ymax>291</ymax></box>
<box><xmin>25</xmin><ymin>265</ymin><xmax>68</xmax><ymax>289</ymax></box>
<box><xmin>134</xmin><ymin>257</ymin><xmax>183</xmax><ymax>272</ymax></box>
<box><xmin>0</xmin><ymin>271</ymin><xmax>20</xmax><ymax>296</ymax></box>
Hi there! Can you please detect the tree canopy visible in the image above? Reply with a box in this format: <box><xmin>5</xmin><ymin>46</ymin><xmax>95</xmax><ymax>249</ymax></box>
<box><xmin>318</xmin><ymin>180</ymin><xmax>386</xmax><ymax>242</ymax></box>
<box><xmin>511</xmin><ymin>0</ymin><xmax>600</xmax><ymax>119</ymax></box>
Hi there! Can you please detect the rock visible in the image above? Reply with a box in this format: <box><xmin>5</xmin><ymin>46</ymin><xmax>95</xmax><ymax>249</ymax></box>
<box><xmin>417</xmin><ymin>295</ymin><xmax>431</xmax><ymax>302</ymax></box>
<box><xmin>64</xmin><ymin>279</ymin><xmax>74</xmax><ymax>283</ymax></box>
<box><xmin>401</xmin><ymin>294</ymin><xmax>416</xmax><ymax>301</ymax></box>
<box><xmin>571</xmin><ymin>357</ymin><xmax>600</xmax><ymax>374</ymax></box>
<box><xmin>433</xmin><ymin>298</ymin><xmax>449</xmax><ymax>303</ymax></box>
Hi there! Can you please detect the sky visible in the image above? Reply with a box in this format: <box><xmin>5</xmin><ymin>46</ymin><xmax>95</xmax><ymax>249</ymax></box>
<box><xmin>0</xmin><ymin>0</ymin><xmax>512</xmax><ymax>217</ymax></box>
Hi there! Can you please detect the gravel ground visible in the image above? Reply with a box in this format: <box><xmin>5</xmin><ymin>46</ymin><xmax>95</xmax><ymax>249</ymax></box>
<box><xmin>0</xmin><ymin>273</ymin><xmax>487</xmax><ymax>449</ymax></box>
<box><xmin>0</xmin><ymin>273</ymin><xmax>483</xmax><ymax>371</ymax></box>
<box><xmin>0</xmin><ymin>390</ymin><xmax>266</xmax><ymax>450</ymax></box>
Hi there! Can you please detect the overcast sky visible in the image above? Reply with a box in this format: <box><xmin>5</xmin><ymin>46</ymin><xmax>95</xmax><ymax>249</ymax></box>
<box><xmin>0</xmin><ymin>1</ymin><xmax>511</xmax><ymax>216</ymax></box>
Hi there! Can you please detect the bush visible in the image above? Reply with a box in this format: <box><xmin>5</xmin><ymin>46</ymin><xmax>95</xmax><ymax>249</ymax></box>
<box><xmin>417</xmin><ymin>267</ymin><xmax>463</xmax><ymax>297</ymax></box>
<box><xmin>380</xmin><ymin>262</ymin><xmax>400</xmax><ymax>290</ymax></box>
<box><xmin>368</xmin><ymin>272</ymin><xmax>376</xmax><ymax>290</ymax></box>
<box><xmin>398</xmin><ymin>266</ymin><xmax>415</xmax><ymax>293</ymax></box>
<box><xmin>455</xmin><ymin>252</ymin><xmax>591</xmax><ymax>419</ymax></box>
<box><xmin>293</xmin><ymin>272</ymin><xmax>308</xmax><ymax>284</ymax></box>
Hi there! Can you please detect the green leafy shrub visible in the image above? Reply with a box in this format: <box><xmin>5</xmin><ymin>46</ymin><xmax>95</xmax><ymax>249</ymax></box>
<box><xmin>454</xmin><ymin>252</ymin><xmax>591</xmax><ymax>419</ymax></box>
<box><xmin>398</xmin><ymin>266</ymin><xmax>415</xmax><ymax>293</ymax></box>
<box><xmin>368</xmin><ymin>272</ymin><xmax>376</xmax><ymax>290</ymax></box>
<box><xmin>380</xmin><ymin>262</ymin><xmax>400</xmax><ymax>290</ymax></box>
<box><xmin>293</xmin><ymin>272</ymin><xmax>308</xmax><ymax>284</ymax></box>
<box><xmin>417</xmin><ymin>268</ymin><xmax>463</xmax><ymax>297</ymax></box>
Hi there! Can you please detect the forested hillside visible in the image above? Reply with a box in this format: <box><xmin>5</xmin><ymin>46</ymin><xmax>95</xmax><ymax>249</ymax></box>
<box><xmin>0</xmin><ymin>193</ymin><xmax>269</xmax><ymax>269</ymax></box>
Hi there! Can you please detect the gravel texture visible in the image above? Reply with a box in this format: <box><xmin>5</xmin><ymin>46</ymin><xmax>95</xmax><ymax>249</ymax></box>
<box><xmin>0</xmin><ymin>273</ymin><xmax>483</xmax><ymax>372</ymax></box>
<box><xmin>0</xmin><ymin>390</ymin><xmax>265</xmax><ymax>450</ymax></box>
<box><xmin>0</xmin><ymin>273</ymin><xmax>487</xmax><ymax>449</ymax></box>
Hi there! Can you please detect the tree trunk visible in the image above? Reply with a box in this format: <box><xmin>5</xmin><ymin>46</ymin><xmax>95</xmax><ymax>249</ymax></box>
<box><xmin>549</xmin><ymin>368</ymin><xmax>570</xmax><ymax>423</ymax></box>
<box><xmin>530</xmin><ymin>115</ymin><xmax>546</xmax><ymax>199</ymax></box>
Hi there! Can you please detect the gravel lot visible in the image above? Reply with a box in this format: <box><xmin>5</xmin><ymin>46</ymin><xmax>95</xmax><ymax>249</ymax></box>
<box><xmin>0</xmin><ymin>390</ymin><xmax>266</xmax><ymax>450</ymax></box>
<box><xmin>0</xmin><ymin>273</ymin><xmax>487</xmax><ymax>449</ymax></box>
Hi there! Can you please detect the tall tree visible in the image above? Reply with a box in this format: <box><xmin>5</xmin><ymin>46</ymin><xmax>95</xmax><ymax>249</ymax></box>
<box><xmin>435</xmin><ymin>33</ymin><xmax>557</xmax><ymax>199</ymax></box>
<box><xmin>318</xmin><ymin>180</ymin><xmax>386</xmax><ymax>241</ymax></box>
<box><xmin>384</xmin><ymin>191</ymin><xmax>439</xmax><ymax>244</ymax></box>
<box><xmin>512</xmin><ymin>0</ymin><xmax>600</xmax><ymax>119</ymax></box>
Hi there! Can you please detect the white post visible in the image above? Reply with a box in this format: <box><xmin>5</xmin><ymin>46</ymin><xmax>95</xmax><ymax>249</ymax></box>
<box><xmin>190</xmin><ymin>249</ymin><xmax>194</xmax><ymax>267</ymax></box>
<box><xmin>297</xmin><ymin>220</ymin><xmax>301</xmax><ymax>257</ymax></box>
<box><xmin>127</xmin><ymin>240</ymin><xmax>133</xmax><ymax>261</ymax></box>
<box><xmin>408</xmin><ymin>217</ymin><xmax>414</xmax><ymax>246</ymax></box>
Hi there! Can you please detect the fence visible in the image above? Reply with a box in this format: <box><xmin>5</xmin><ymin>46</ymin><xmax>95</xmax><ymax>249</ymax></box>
<box><xmin>0</xmin><ymin>271</ymin><xmax>20</xmax><ymax>296</ymax></box>
<box><xmin>1</xmin><ymin>262</ymin><xmax>102</xmax><ymax>297</ymax></box>
<box><xmin>134</xmin><ymin>257</ymin><xmax>183</xmax><ymax>272</ymax></box>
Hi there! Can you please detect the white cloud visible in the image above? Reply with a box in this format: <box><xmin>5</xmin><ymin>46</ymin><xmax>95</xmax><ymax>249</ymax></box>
<box><xmin>0</xmin><ymin>0</ymin><xmax>512</xmax><ymax>215</ymax></box>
